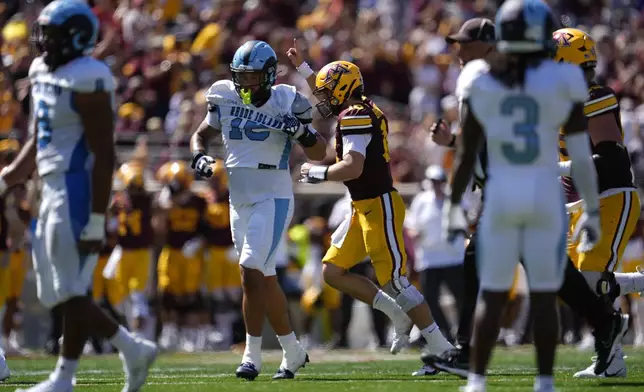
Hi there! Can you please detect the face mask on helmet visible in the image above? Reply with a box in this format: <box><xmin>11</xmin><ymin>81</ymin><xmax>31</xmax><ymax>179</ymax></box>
<box><xmin>313</xmin><ymin>87</ymin><xmax>342</xmax><ymax>118</ymax></box>
<box><xmin>232</xmin><ymin>69</ymin><xmax>273</xmax><ymax>107</ymax></box>
<box><xmin>30</xmin><ymin>14</ymin><xmax>95</xmax><ymax>70</ymax></box>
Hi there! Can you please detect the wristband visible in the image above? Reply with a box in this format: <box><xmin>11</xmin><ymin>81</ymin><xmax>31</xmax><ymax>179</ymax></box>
<box><xmin>297</xmin><ymin>128</ymin><xmax>317</xmax><ymax>148</ymax></box>
<box><xmin>308</xmin><ymin>165</ymin><xmax>328</xmax><ymax>181</ymax></box>
<box><xmin>296</xmin><ymin>62</ymin><xmax>315</xmax><ymax>79</ymax></box>
<box><xmin>191</xmin><ymin>151</ymin><xmax>205</xmax><ymax>169</ymax></box>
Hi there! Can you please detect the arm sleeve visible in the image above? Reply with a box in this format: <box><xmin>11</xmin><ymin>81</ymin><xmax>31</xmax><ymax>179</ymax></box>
<box><xmin>565</xmin><ymin>132</ymin><xmax>600</xmax><ymax>211</ymax></box>
<box><xmin>205</xmin><ymin>102</ymin><xmax>221</xmax><ymax>129</ymax></box>
<box><xmin>342</xmin><ymin>134</ymin><xmax>372</xmax><ymax>157</ymax></box>
<box><xmin>291</xmin><ymin>92</ymin><xmax>313</xmax><ymax>124</ymax></box>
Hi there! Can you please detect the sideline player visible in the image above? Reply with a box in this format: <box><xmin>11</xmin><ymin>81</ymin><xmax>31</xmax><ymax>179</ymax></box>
<box><xmin>554</xmin><ymin>27</ymin><xmax>644</xmax><ymax>377</ymax></box>
<box><xmin>0</xmin><ymin>138</ymin><xmax>29</xmax><ymax>356</ymax></box>
<box><xmin>295</xmin><ymin>56</ymin><xmax>455</xmax><ymax>356</ymax></box>
<box><xmin>202</xmin><ymin>160</ymin><xmax>242</xmax><ymax>349</ymax></box>
<box><xmin>443</xmin><ymin>1</ymin><xmax>601</xmax><ymax>391</ymax></box>
<box><xmin>190</xmin><ymin>40</ymin><xmax>327</xmax><ymax>379</ymax></box>
<box><xmin>0</xmin><ymin>2</ymin><xmax>157</xmax><ymax>391</ymax></box>
<box><xmin>111</xmin><ymin>162</ymin><xmax>154</xmax><ymax>338</ymax></box>
<box><xmin>155</xmin><ymin>161</ymin><xmax>206</xmax><ymax>352</ymax></box>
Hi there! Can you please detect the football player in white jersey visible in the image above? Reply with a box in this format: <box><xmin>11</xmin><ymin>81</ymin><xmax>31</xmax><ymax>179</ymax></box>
<box><xmin>190</xmin><ymin>40</ymin><xmax>326</xmax><ymax>380</ymax></box>
<box><xmin>443</xmin><ymin>1</ymin><xmax>602</xmax><ymax>391</ymax></box>
<box><xmin>0</xmin><ymin>2</ymin><xmax>157</xmax><ymax>392</ymax></box>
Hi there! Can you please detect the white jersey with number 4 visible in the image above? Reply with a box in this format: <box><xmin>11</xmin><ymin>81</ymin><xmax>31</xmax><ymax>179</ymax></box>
<box><xmin>29</xmin><ymin>55</ymin><xmax>116</xmax><ymax>177</ymax></box>
<box><xmin>205</xmin><ymin>80</ymin><xmax>297</xmax><ymax>204</ymax></box>
<box><xmin>456</xmin><ymin>58</ymin><xmax>588</xmax><ymax>292</ymax></box>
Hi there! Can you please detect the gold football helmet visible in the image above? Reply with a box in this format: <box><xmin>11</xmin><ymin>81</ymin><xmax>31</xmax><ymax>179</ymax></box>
<box><xmin>314</xmin><ymin>61</ymin><xmax>363</xmax><ymax>118</ymax></box>
<box><xmin>117</xmin><ymin>161</ymin><xmax>145</xmax><ymax>189</ymax></box>
<box><xmin>157</xmin><ymin>160</ymin><xmax>193</xmax><ymax>192</ymax></box>
<box><xmin>553</xmin><ymin>28</ymin><xmax>597</xmax><ymax>69</ymax></box>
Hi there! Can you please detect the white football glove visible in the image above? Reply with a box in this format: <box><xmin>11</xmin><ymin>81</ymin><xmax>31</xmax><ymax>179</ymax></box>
<box><xmin>182</xmin><ymin>237</ymin><xmax>205</xmax><ymax>258</ymax></box>
<box><xmin>441</xmin><ymin>200</ymin><xmax>468</xmax><ymax>244</ymax></box>
<box><xmin>191</xmin><ymin>152</ymin><xmax>216</xmax><ymax>178</ymax></box>
<box><xmin>572</xmin><ymin>209</ymin><xmax>601</xmax><ymax>253</ymax></box>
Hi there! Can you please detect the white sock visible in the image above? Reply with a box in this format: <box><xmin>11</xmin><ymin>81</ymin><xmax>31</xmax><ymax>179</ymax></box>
<box><xmin>616</xmin><ymin>272</ymin><xmax>644</xmax><ymax>295</ymax></box>
<box><xmin>277</xmin><ymin>331</ymin><xmax>301</xmax><ymax>358</ymax></box>
<box><xmin>372</xmin><ymin>290</ymin><xmax>405</xmax><ymax>321</ymax></box>
<box><xmin>421</xmin><ymin>323</ymin><xmax>455</xmax><ymax>354</ymax></box>
<box><xmin>634</xmin><ymin>298</ymin><xmax>644</xmax><ymax>344</ymax></box>
<box><xmin>109</xmin><ymin>325</ymin><xmax>138</xmax><ymax>358</ymax></box>
<box><xmin>467</xmin><ymin>373</ymin><xmax>486</xmax><ymax>388</ymax></box>
<box><xmin>242</xmin><ymin>334</ymin><xmax>262</xmax><ymax>368</ymax></box>
<box><xmin>51</xmin><ymin>357</ymin><xmax>78</xmax><ymax>382</ymax></box>
<box><xmin>535</xmin><ymin>375</ymin><xmax>554</xmax><ymax>391</ymax></box>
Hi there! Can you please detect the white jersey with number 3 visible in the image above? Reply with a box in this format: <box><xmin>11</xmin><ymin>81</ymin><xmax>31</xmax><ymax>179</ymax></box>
<box><xmin>204</xmin><ymin>80</ymin><xmax>298</xmax><ymax>204</ymax></box>
<box><xmin>29</xmin><ymin>55</ymin><xmax>116</xmax><ymax>177</ymax></box>
<box><xmin>456</xmin><ymin>58</ymin><xmax>588</xmax><ymax>292</ymax></box>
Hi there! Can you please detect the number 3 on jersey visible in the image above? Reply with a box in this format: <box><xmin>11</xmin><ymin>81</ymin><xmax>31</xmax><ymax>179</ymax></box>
<box><xmin>500</xmin><ymin>96</ymin><xmax>540</xmax><ymax>164</ymax></box>
<box><xmin>36</xmin><ymin>100</ymin><xmax>53</xmax><ymax>149</ymax></box>
<box><xmin>229</xmin><ymin>118</ymin><xmax>269</xmax><ymax>141</ymax></box>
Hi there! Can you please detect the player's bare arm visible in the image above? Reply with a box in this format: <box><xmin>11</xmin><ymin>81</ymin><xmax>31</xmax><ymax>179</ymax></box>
<box><xmin>449</xmin><ymin>99</ymin><xmax>484</xmax><ymax>205</ymax></box>
<box><xmin>0</xmin><ymin>133</ymin><xmax>36</xmax><ymax>192</ymax></box>
<box><xmin>190</xmin><ymin>117</ymin><xmax>221</xmax><ymax>178</ymax></box>
<box><xmin>301</xmin><ymin>151</ymin><xmax>365</xmax><ymax>182</ymax></box>
<box><xmin>75</xmin><ymin>90</ymin><xmax>116</xmax><ymax>252</ymax></box>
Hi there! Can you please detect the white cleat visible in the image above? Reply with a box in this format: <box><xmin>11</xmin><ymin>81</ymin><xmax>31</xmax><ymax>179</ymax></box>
<box><xmin>120</xmin><ymin>339</ymin><xmax>158</xmax><ymax>392</ymax></box>
<box><xmin>411</xmin><ymin>365</ymin><xmax>438</xmax><ymax>376</ymax></box>
<box><xmin>390</xmin><ymin>313</ymin><xmax>412</xmax><ymax>354</ymax></box>
<box><xmin>574</xmin><ymin>349</ymin><xmax>626</xmax><ymax>378</ymax></box>
<box><xmin>273</xmin><ymin>345</ymin><xmax>309</xmax><ymax>379</ymax></box>
<box><xmin>16</xmin><ymin>378</ymin><xmax>72</xmax><ymax>392</ymax></box>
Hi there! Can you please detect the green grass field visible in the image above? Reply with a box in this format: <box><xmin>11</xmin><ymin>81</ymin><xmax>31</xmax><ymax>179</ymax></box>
<box><xmin>1</xmin><ymin>348</ymin><xmax>644</xmax><ymax>391</ymax></box>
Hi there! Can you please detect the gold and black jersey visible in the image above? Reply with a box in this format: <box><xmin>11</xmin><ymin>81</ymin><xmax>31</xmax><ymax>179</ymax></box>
<box><xmin>559</xmin><ymin>82</ymin><xmax>633</xmax><ymax>201</ymax></box>
<box><xmin>334</xmin><ymin>97</ymin><xmax>395</xmax><ymax>200</ymax></box>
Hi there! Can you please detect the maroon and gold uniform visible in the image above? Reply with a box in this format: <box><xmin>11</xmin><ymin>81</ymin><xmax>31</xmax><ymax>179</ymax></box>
<box><xmin>559</xmin><ymin>83</ymin><xmax>640</xmax><ymax>272</ymax></box>
<box><xmin>112</xmin><ymin>192</ymin><xmax>154</xmax><ymax>301</ymax></box>
<box><xmin>322</xmin><ymin>97</ymin><xmax>408</xmax><ymax>287</ymax></box>
<box><xmin>157</xmin><ymin>192</ymin><xmax>207</xmax><ymax>295</ymax></box>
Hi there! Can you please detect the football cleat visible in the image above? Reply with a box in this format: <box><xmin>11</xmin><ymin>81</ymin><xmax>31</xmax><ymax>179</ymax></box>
<box><xmin>120</xmin><ymin>338</ymin><xmax>159</xmax><ymax>392</ymax></box>
<box><xmin>593</xmin><ymin>313</ymin><xmax>629</xmax><ymax>374</ymax></box>
<box><xmin>272</xmin><ymin>350</ymin><xmax>309</xmax><ymax>380</ymax></box>
<box><xmin>574</xmin><ymin>349</ymin><xmax>626</xmax><ymax>378</ymax></box>
<box><xmin>236</xmin><ymin>362</ymin><xmax>259</xmax><ymax>381</ymax></box>
<box><xmin>422</xmin><ymin>348</ymin><xmax>468</xmax><ymax>378</ymax></box>
<box><xmin>412</xmin><ymin>365</ymin><xmax>439</xmax><ymax>376</ymax></box>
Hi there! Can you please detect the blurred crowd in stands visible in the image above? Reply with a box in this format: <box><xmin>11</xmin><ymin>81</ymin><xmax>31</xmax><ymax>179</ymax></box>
<box><xmin>2</xmin><ymin>0</ymin><xmax>644</xmax><ymax>354</ymax></box>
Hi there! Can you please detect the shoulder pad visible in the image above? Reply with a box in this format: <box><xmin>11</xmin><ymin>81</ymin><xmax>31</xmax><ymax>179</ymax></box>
<box><xmin>585</xmin><ymin>84</ymin><xmax>618</xmax><ymax>117</ymax></box>
<box><xmin>338</xmin><ymin>105</ymin><xmax>373</xmax><ymax>134</ymax></box>
<box><xmin>65</xmin><ymin>57</ymin><xmax>116</xmax><ymax>93</ymax></box>
<box><xmin>205</xmin><ymin>80</ymin><xmax>237</xmax><ymax>106</ymax></box>
<box><xmin>456</xmin><ymin>59</ymin><xmax>489</xmax><ymax>100</ymax></box>
<box><xmin>272</xmin><ymin>84</ymin><xmax>297</xmax><ymax>115</ymax></box>
<box><xmin>290</xmin><ymin>92</ymin><xmax>313</xmax><ymax>124</ymax></box>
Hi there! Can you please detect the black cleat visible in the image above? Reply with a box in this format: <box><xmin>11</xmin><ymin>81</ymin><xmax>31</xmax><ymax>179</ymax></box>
<box><xmin>272</xmin><ymin>354</ymin><xmax>309</xmax><ymax>379</ymax></box>
<box><xmin>593</xmin><ymin>313</ymin><xmax>629</xmax><ymax>375</ymax></box>
<box><xmin>421</xmin><ymin>348</ymin><xmax>468</xmax><ymax>379</ymax></box>
<box><xmin>236</xmin><ymin>362</ymin><xmax>259</xmax><ymax>380</ymax></box>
